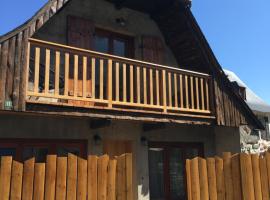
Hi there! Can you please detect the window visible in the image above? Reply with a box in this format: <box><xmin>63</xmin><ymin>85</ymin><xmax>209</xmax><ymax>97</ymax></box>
<box><xmin>94</xmin><ymin>28</ymin><xmax>134</xmax><ymax>58</ymax></box>
<box><xmin>148</xmin><ymin>142</ymin><xmax>203</xmax><ymax>200</ymax></box>
<box><xmin>0</xmin><ymin>139</ymin><xmax>87</xmax><ymax>162</ymax></box>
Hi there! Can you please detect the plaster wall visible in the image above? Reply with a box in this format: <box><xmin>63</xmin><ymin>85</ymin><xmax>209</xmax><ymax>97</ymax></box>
<box><xmin>34</xmin><ymin>0</ymin><xmax>179</xmax><ymax>67</ymax></box>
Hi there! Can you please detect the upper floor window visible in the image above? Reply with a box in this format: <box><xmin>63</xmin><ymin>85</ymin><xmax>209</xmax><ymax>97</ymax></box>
<box><xmin>93</xmin><ymin>29</ymin><xmax>134</xmax><ymax>58</ymax></box>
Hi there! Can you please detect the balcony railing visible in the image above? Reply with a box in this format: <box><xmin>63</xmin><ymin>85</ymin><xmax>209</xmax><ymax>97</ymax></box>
<box><xmin>26</xmin><ymin>38</ymin><xmax>213</xmax><ymax>117</ymax></box>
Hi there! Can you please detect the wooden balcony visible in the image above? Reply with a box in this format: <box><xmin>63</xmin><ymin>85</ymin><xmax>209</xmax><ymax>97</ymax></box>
<box><xmin>26</xmin><ymin>38</ymin><xmax>214</xmax><ymax>119</ymax></box>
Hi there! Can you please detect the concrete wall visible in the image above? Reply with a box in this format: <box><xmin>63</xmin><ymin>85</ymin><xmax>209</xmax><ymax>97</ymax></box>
<box><xmin>214</xmin><ymin>126</ymin><xmax>241</xmax><ymax>156</ymax></box>
<box><xmin>0</xmin><ymin>112</ymin><xmax>217</xmax><ymax>200</ymax></box>
<box><xmin>34</xmin><ymin>0</ymin><xmax>178</xmax><ymax>67</ymax></box>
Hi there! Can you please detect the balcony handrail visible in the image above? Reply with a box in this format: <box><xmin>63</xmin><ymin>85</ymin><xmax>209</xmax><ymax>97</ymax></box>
<box><xmin>28</xmin><ymin>38</ymin><xmax>210</xmax><ymax>79</ymax></box>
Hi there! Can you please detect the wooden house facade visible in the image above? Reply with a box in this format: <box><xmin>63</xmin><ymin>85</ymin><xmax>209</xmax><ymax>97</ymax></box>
<box><xmin>0</xmin><ymin>0</ymin><xmax>264</xmax><ymax>199</ymax></box>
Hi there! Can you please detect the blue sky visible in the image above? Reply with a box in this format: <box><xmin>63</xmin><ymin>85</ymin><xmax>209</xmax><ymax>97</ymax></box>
<box><xmin>1</xmin><ymin>0</ymin><xmax>270</xmax><ymax>103</ymax></box>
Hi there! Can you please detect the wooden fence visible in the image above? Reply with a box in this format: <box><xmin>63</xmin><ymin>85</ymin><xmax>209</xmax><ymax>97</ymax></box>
<box><xmin>186</xmin><ymin>152</ymin><xmax>270</xmax><ymax>200</ymax></box>
<box><xmin>0</xmin><ymin>153</ymin><xmax>132</xmax><ymax>200</ymax></box>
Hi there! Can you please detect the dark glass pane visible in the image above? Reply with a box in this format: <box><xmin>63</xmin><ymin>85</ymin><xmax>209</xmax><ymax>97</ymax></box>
<box><xmin>57</xmin><ymin>147</ymin><xmax>80</xmax><ymax>157</ymax></box>
<box><xmin>22</xmin><ymin>147</ymin><xmax>49</xmax><ymax>162</ymax></box>
<box><xmin>94</xmin><ymin>35</ymin><xmax>109</xmax><ymax>53</ymax></box>
<box><xmin>169</xmin><ymin>148</ymin><xmax>185</xmax><ymax>200</ymax></box>
<box><xmin>113</xmin><ymin>40</ymin><xmax>125</xmax><ymax>57</ymax></box>
<box><xmin>148</xmin><ymin>147</ymin><xmax>165</xmax><ymax>200</ymax></box>
<box><xmin>0</xmin><ymin>148</ymin><xmax>16</xmax><ymax>158</ymax></box>
<box><xmin>185</xmin><ymin>148</ymin><xmax>199</xmax><ymax>159</ymax></box>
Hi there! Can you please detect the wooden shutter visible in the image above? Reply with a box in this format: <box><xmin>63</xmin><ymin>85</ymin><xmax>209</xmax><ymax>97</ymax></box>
<box><xmin>67</xmin><ymin>16</ymin><xmax>94</xmax><ymax>101</ymax></box>
<box><xmin>142</xmin><ymin>35</ymin><xmax>165</xmax><ymax>65</ymax></box>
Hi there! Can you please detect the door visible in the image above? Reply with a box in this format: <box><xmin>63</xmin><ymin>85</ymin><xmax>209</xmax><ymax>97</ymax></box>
<box><xmin>148</xmin><ymin>142</ymin><xmax>203</xmax><ymax>200</ymax></box>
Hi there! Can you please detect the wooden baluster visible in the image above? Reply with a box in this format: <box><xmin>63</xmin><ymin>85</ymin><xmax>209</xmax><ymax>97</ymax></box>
<box><xmin>206</xmin><ymin>79</ymin><xmax>210</xmax><ymax>111</ymax></box>
<box><xmin>179</xmin><ymin>74</ymin><xmax>183</xmax><ymax>108</ymax></box>
<box><xmin>130</xmin><ymin>65</ymin><xmax>134</xmax><ymax>103</ymax></box>
<box><xmin>25</xmin><ymin>42</ymin><xmax>30</xmax><ymax>95</ymax></box>
<box><xmin>82</xmin><ymin>56</ymin><xmax>87</xmax><ymax>98</ymax></box>
<box><xmin>162</xmin><ymin>70</ymin><xmax>167</xmax><ymax>113</ymax></box>
<box><xmin>201</xmin><ymin>78</ymin><xmax>205</xmax><ymax>110</ymax></box>
<box><xmin>123</xmin><ymin>64</ymin><xmax>127</xmax><ymax>102</ymax></box>
<box><xmin>185</xmin><ymin>75</ymin><xmax>189</xmax><ymax>109</ymax></box>
<box><xmin>115</xmin><ymin>62</ymin><xmax>119</xmax><ymax>102</ymax></box>
<box><xmin>64</xmin><ymin>53</ymin><xmax>69</xmax><ymax>96</ymax></box>
<box><xmin>143</xmin><ymin>67</ymin><xmax>147</xmax><ymax>104</ymax></box>
<box><xmin>55</xmin><ymin>51</ymin><xmax>60</xmax><ymax>95</ymax></box>
<box><xmin>74</xmin><ymin>55</ymin><xmax>78</xmax><ymax>97</ymax></box>
<box><xmin>156</xmin><ymin>70</ymin><xmax>160</xmax><ymax>106</ymax></box>
<box><xmin>34</xmin><ymin>47</ymin><xmax>40</xmax><ymax>93</ymax></box>
<box><xmin>195</xmin><ymin>77</ymin><xmax>199</xmax><ymax>110</ymax></box>
<box><xmin>99</xmin><ymin>59</ymin><xmax>104</xmax><ymax>99</ymax></box>
<box><xmin>168</xmin><ymin>72</ymin><xmax>172</xmax><ymax>107</ymax></box>
<box><xmin>108</xmin><ymin>59</ymin><xmax>113</xmax><ymax>108</ymax></box>
<box><xmin>149</xmin><ymin>69</ymin><xmax>153</xmax><ymax>105</ymax></box>
<box><xmin>174</xmin><ymin>73</ymin><xmax>178</xmax><ymax>108</ymax></box>
<box><xmin>91</xmin><ymin>58</ymin><xmax>95</xmax><ymax>99</ymax></box>
<box><xmin>137</xmin><ymin>66</ymin><xmax>141</xmax><ymax>104</ymax></box>
<box><xmin>190</xmin><ymin>76</ymin><xmax>194</xmax><ymax>109</ymax></box>
<box><xmin>44</xmin><ymin>49</ymin><xmax>50</xmax><ymax>94</ymax></box>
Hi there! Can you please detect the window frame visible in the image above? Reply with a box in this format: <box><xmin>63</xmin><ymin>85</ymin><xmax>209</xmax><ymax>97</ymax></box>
<box><xmin>0</xmin><ymin>138</ymin><xmax>88</xmax><ymax>161</ymax></box>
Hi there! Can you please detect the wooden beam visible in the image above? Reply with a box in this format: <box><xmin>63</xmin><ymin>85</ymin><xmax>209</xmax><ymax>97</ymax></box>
<box><xmin>90</xmin><ymin>119</ymin><xmax>111</xmax><ymax>129</ymax></box>
<box><xmin>142</xmin><ymin>122</ymin><xmax>166</xmax><ymax>132</ymax></box>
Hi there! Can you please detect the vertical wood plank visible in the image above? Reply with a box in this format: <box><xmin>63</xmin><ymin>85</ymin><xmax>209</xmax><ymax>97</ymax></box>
<box><xmin>0</xmin><ymin>41</ymin><xmax>9</xmax><ymax>109</ymax></box>
<box><xmin>91</xmin><ymin>58</ymin><xmax>96</xmax><ymax>99</ymax></box>
<box><xmin>195</xmin><ymin>77</ymin><xmax>199</xmax><ymax>109</ymax></box>
<box><xmin>88</xmin><ymin>155</ymin><xmax>98</xmax><ymax>200</ymax></box>
<box><xmin>34</xmin><ymin>47</ymin><xmax>40</xmax><ymax>93</ymax></box>
<box><xmin>215</xmin><ymin>157</ymin><xmax>225</xmax><ymax>200</ymax></box>
<box><xmin>223</xmin><ymin>152</ymin><xmax>234</xmax><ymax>200</ymax></box>
<box><xmin>125</xmin><ymin>153</ymin><xmax>133</xmax><ymax>200</ymax></box>
<box><xmin>240</xmin><ymin>153</ymin><xmax>255</xmax><ymax>200</ymax></box>
<box><xmin>185</xmin><ymin>75</ymin><xmax>189</xmax><ymax>109</ymax></box>
<box><xmin>162</xmin><ymin>70</ymin><xmax>167</xmax><ymax>112</ymax></box>
<box><xmin>259</xmin><ymin>156</ymin><xmax>269</xmax><ymax>200</ymax></box>
<box><xmin>0</xmin><ymin>156</ymin><xmax>13</xmax><ymax>200</ymax></box>
<box><xmin>55</xmin><ymin>51</ymin><xmax>60</xmax><ymax>95</ymax></box>
<box><xmin>10</xmin><ymin>161</ymin><xmax>23</xmax><ymax>200</ymax></box>
<box><xmin>251</xmin><ymin>154</ymin><xmax>262</xmax><ymax>200</ymax></box>
<box><xmin>198</xmin><ymin>158</ymin><xmax>209</xmax><ymax>200</ymax></box>
<box><xmin>136</xmin><ymin>66</ymin><xmax>141</xmax><ymax>104</ymax></box>
<box><xmin>123</xmin><ymin>63</ymin><xmax>127</xmax><ymax>102</ymax></box>
<box><xmin>107</xmin><ymin>59</ymin><xmax>113</xmax><ymax>107</ymax></box>
<box><xmin>45</xmin><ymin>155</ymin><xmax>57</xmax><ymax>200</ymax></box>
<box><xmin>174</xmin><ymin>73</ymin><xmax>178</xmax><ymax>107</ymax></box>
<box><xmin>115</xmin><ymin>62</ymin><xmax>120</xmax><ymax>102</ymax></box>
<box><xmin>190</xmin><ymin>76</ymin><xmax>194</xmax><ymax>109</ymax></box>
<box><xmin>116</xmin><ymin>155</ymin><xmax>126</xmax><ymax>200</ymax></box>
<box><xmin>190</xmin><ymin>157</ymin><xmax>200</xmax><ymax>200</ymax></box>
<box><xmin>55</xmin><ymin>157</ymin><xmax>67</xmax><ymax>200</ymax></box>
<box><xmin>231</xmin><ymin>154</ymin><xmax>242</xmax><ymax>200</ymax></box>
<box><xmin>207</xmin><ymin>158</ymin><xmax>217</xmax><ymax>200</ymax></box>
<box><xmin>143</xmin><ymin>67</ymin><xmax>147</xmax><ymax>104</ymax></box>
<box><xmin>265</xmin><ymin>152</ymin><xmax>270</xmax><ymax>191</ymax></box>
<box><xmin>67</xmin><ymin>154</ymin><xmax>78</xmax><ymax>200</ymax></box>
<box><xmin>107</xmin><ymin>160</ymin><xmax>117</xmax><ymax>200</ymax></box>
<box><xmin>156</xmin><ymin>70</ymin><xmax>160</xmax><ymax>105</ymax></box>
<box><xmin>64</xmin><ymin>53</ymin><xmax>69</xmax><ymax>96</ymax></box>
<box><xmin>130</xmin><ymin>65</ymin><xmax>134</xmax><ymax>103</ymax></box>
<box><xmin>99</xmin><ymin>59</ymin><xmax>104</xmax><ymax>99</ymax></box>
<box><xmin>98</xmin><ymin>155</ymin><xmax>109</xmax><ymax>200</ymax></box>
<box><xmin>77</xmin><ymin>157</ymin><xmax>87</xmax><ymax>200</ymax></box>
<box><xmin>33</xmin><ymin>163</ymin><xmax>45</xmax><ymax>200</ymax></box>
<box><xmin>74</xmin><ymin>55</ymin><xmax>78</xmax><ymax>97</ymax></box>
<box><xmin>149</xmin><ymin>69</ymin><xmax>153</xmax><ymax>105</ymax></box>
<box><xmin>168</xmin><ymin>72</ymin><xmax>172</xmax><ymax>107</ymax></box>
<box><xmin>186</xmin><ymin>160</ymin><xmax>192</xmax><ymax>200</ymax></box>
<box><xmin>22</xmin><ymin>158</ymin><xmax>35</xmax><ymax>200</ymax></box>
<box><xmin>44</xmin><ymin>49</ymin><xmax>50</xmax><ymax>94</ymax></box>
<box><xmin>83</xmin><ymin>56</ymin><xmax>87</xmax><ymax>98</ymax></box>
<box><xmin>179</xmin><ymin>74</ymin><xmax>183</xmax><ymax>108</ymax></box>
<box><xmin>201</xmin><ymin>78</ymin><xmax>205</xmax><ymax>110</ymax></box>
